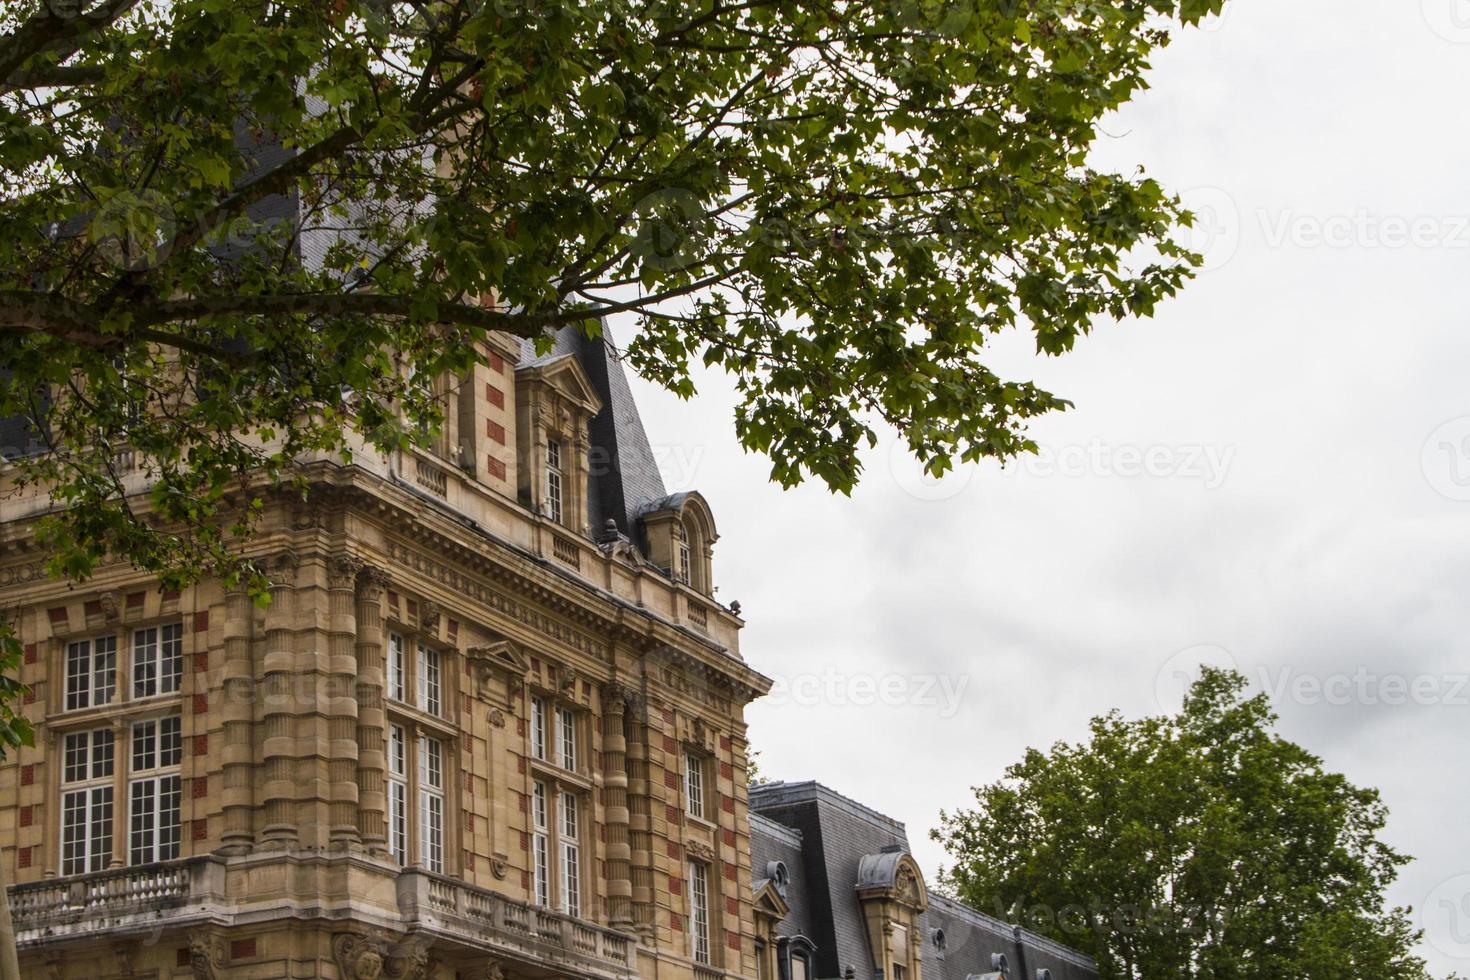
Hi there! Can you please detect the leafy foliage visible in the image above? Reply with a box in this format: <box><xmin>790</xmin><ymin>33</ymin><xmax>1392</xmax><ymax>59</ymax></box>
<box><xmin>1</xmin><ymin>0</ymin><xmax>1220</xmax><ymax>599</ymax></box>
<box><xmin>933</xmin><ymin>668</ymin><xmax>1434</xmax><ymax>979</ymax></box>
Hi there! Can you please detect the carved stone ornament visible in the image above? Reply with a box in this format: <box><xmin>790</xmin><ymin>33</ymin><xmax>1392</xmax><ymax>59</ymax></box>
<box><xmin>489</xmin><ymin>707</ymin><xmax>506</xmax><ymax>728</ymax></box>
<box><xmin>559</xmin><ymin>664</ymin><xmax>577</xmax><ymax>696</ymax></box>
<box><xmin>329</xmin><ymin>554</ymin><xmax>365</xmax><ymax>590</ymax></box>
<box><xmin>357</xmin><ymin>564</ymin><xmax>391</xmax><ymax>601</ymax></box>
<box><xmin>98</xmin><ymin>590</ymin><xmax>121</xmax><ymax>623</ymax></box>
<box><xmin>466</xmin><ymin>960</ymin><xmax>507</xmax><ymax>980</ymax></box>
<box><xmin>418</xmin><ymin>599</ymin><xmax>442</xmax><ymax>633</ymax></box>
<box><xmin>333</xmin><ymin>932</ymin><xmax>433</xmax><ymax>980</ymax></box>
<box><xmin>189</xmin><ymin>933</ymin><xmax>226</xmax><ymax>980</ymax></box>
<box><xmin>686</xmin><ymin>839</ymin><xmax>716</xmax><ymax>862</ymax></box>
<box><xmin>466</xmin><ymin>640</ymin><xmax>530</xmax><ymax>701</ymax></box>
<box><xmin>600</xmin><ymin>681</ymin><xmax>631</xmax><ymax>713</ymax></box>
<box><xmin>269</xmin><ymin>549</ymin><xmax>299</xmax><ymax>583</ymax></box>
<box><xmin>491</xmin><ymin>854</ymin><xmax>510</xmax><ymax>879</ymax></box>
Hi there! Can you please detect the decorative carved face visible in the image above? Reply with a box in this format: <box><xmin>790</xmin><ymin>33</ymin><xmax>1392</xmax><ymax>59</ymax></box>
<box><xmin>351</xmin><ymin>946</ymin><xmax>385</xmax><ymax>980</ymax></box>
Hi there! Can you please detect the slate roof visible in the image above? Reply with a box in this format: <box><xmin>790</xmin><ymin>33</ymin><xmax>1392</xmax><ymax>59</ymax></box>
<box><xmin>516</xmin><ymin>323</ymin><xmax>667</xmax><ymax>547</ymax></box>
<box><xmin>748</xmin><ymin>781</ymin><xmax>1098</xmax><ymax>980</ymax></box>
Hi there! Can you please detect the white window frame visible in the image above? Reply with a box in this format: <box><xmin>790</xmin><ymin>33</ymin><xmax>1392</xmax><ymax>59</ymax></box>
<box><xmin>417</xmin><ymin>643</ymin><xmax>442</xmax><ymax>717</ymax></box>
<box><xmin>530</xmin><ymin>696</ymin><xmax>548</xmax><ymax>762</ymax></box>
<box><xmin>388</xmin><ymin>632</ymin><xmax>407</xmax><ymax>703</ymax></box>
<box><xmin>545</xmin><ymin>439</ymin><xmax>564</xmax><ymax>524</ymax></box>
<box><xmin>677</xmin><ymin>527</ymin><xmax>692</xmax><ymax>585</ymax></box>
<box><xmin>685</xmin><ymin>751</ymin><xmax>706</xmax><ymax>820</ymax></box>
<box><xmin>61</xmin><ymin>728</ymin><xmax>115</xmax><ymax>875</ymax></box>
<box><xmin>128</xmin><ymin>716</ymin><xmax>182</xmax><ymax>865</ymax></box>
<box><xmin>131</xmin><ymin>623</ymin><xmax>183</xmax><ymax>700</ymax></box>
<box><xmin>419</xmin><ymin>736</ymin><xmax>444</xmax><ymax>873</ymax></box>
<box><xmin>688</xmin><ymin>859</ymin><xmax>711</xmax><ymax>964</ymax></box>
<box><xmin>532</xmin><ymin>780</ymin><xmax>551</xmax><ymax>907</ymax></box>
<box><xmin>65</xmin><ymin>635</ymin><xmax>117</xmax><ymax>711</ymax></box>
<box><xmin>559</xmin><ymin>790</ymin><xmax>581</xmax><ymax>916</ymax></box>
<box><xmin>557</xmin><ymin>706</ymin><xmax>578</xmax><ymax>772</ymax></box>
<box><xmin>387</xmin><ymin>723</ymin><xmax>408</xmax><ymax>865</ymax></box>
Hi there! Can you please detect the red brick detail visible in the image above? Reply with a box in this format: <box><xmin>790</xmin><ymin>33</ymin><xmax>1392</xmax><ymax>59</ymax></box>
<box><xmin>464</xmin><ymin>851</ymin><xmax>474</xmax><ymax>870</ymax></box>
<box><xmin>177</xmin><ymin>948</ymin><xmax>192</xmax><ymax>967</ymax></box>
<box><xmin>193</xmin><ymin>735</ymin><xmax>208</xmax><ymax>756</ymax></box>
<box><xmin>519</xmin><ymin>831</ymin><xmax>528</xmax><ymax>851</ymax></box>
<box><xmin>670</xmin><ymin>912</ymin><xmax>683</xmax><ymax>931</ymax></box>
<box><xmin>192</xmin><ymin>776</ymin><xmax>208</xmax><ymax>799</ymax></box>
<box><xmin>161</xmin><ymin>589</ymin><xmax>181</xmax><ymax>602</ymax></box>
<box><xmin>486</xmin><ymin>455</ymin><xmax>506</xmax><ymax>480</ymax></box>
<box><xmin>387</xmin><ymin>590</ymin><xmax>399</xmax><ymax>607</ymax></box>
<box><xmin>193</xmin><ymin>819</ymin><xmax>208</xmax><ymax>841</ymax></box>
<box><xmin>488</xmin><ymin>351</ymin><xmax>505</xmax><ymax>373</ymax></box>
<box><xmin>465</xmin><ymin>771</ymin><xmax>473</xmax><ymax>793</ymax></box>
<box><xmin>193</xmin><ymin>610</ymin><xmax>209</xmax><ymax>633</ymax></box>
<box><xmin>662</xmin><ymin>707</ymin><xmax>674</xmax><ymax>725</ymax></box>
<box><xmin>407</xmin><ymin>599</ymin><xmax>418</xmax><ymax>618</ymax></box>
<box><xmin>521</xmin><ymin>870</ymin><xmax>530</xmax><ymax>889</ymax></box>
<box><xmin>128</xmin><ymin>591</ymin><xmax>147</xmax><ymax>608</ymax></box>
<box><xmin>47</xmin><ymin>607</ymin><xmax>68</xmax><ymax>625</ymax></box>
<box><xmin>517</xmin><ymin>717</ymin><xmax>526</xmax><ymax>737</ymax></box>
<box><xmin>230</xmin><ymin>938</ymin><xmax>257</xmax><ymax>960</ymax></box>
<box><xmin>193</xmin><ymin>693</ymin><xmax>208</xmax><ymax>714</ymax></box>
<box><xmin>23</xmin><ymin>643</ymin><xmax>35</xmax><ymax>664</ymax></box>
<box><xmin>720</xmin><ymin>735</ymin><xmax>731</xmax><ymax>751</ymax></box>
<box><xmin>17</xmin><ymin>847</ymin><xmax>30</xmax><ymax>869</ymax></box>
<box><xmin>19</xmin><ymin>806</ymin><xmax>32</xmax><ymax>828</ymax></box>
<box><xmin>486</xmin><ymin>420</ymin><xmax>506</xmax><ymax>444</ymax></box>
<box><xmin>667</xmin><ymin>840</ymin><xmax>681</xmax><ymax>858</ymax></box>
<box><xmin>448</xmin><ymin>619</ymin><xmax>459</xmax><ymax>640</ymax></box>
<box><xmin>723</xmin><ymin>863</ymin><xmax>737</xmax><ymax>881</ymax></box>
<box><xmin>721</xmin><ymin>795</ymin><xmax>735</xmax><ymax>814</ymax></box>
<box><xmin>20</xmin><ymin>765</ymin><xmax>33</xmax><ymax>787</ymax></box>
<box><xmin>517</xmin><ymin>756</ymin><xmax>526</xmax><ymax>774</ymax></box>
<box><xmin>664</xmin><ymin>770</ymin><xmax>679</xmax><ymax>789</ymax></box>
<box><xmin>669</xmin><ymin>875</ymin><xmax>683</xmax><ymax>896</ymax></box>
<box><xmin>723</xmin><ymin>829</ymin><xmax>736</xmax><ymax>847</ymax></box>
<box><xmin>726</xmin><ymin>930</ymin><xmax>741</xmax><ymax>951</ymax></box>
<box><xmin>720</xmin><ymin>761</ymin><xmax>733</xmax><ymax>781</ymax></box>
<box><xmin>194</xmin><ymin>652</ymin><xmax>208</xmax><ymax>673</ymax></box>
<box><xmin>485</xmin><ymin>383</ymin><xmax>505</xmax><ymax>408</ymax></box>
<box><xmin>666</xmin><ymin>805</ymin><xmax>680</xmax><ymax>824</ymax></box>
<box><xmin>84</xmin><ymin>600</ymin><xmax>102</xmax><ymax>617</ymax></box>
<box><xmin>663</xmin><ymin>735</ymin><xmax>676</xmax><ymax>754</ymax></box>
<box><xmin>726</xmin><ymin>896</ymin><xmax>739</xmax><ymax>916</ymax></box>
<box><xmin>519</xmin><ymin>792</ymin><xmax>528</xmax><ymax>812</ymax></box>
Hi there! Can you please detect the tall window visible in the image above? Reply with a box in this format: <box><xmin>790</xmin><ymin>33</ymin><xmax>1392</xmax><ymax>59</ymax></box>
<box><xmin>688</xmin><ymin>860</ymin><xmax>711</xmax><ymax>964</ymax></box>
<box><xmin>61</xmin><ymin>729</ymin><xmax>114</xmax><ymax>874</ymax></box>
<box><xmin>417</xmin><ymin>643</ymin><xmax>442</xmax><ymax>716</ymax></box>
<box><xmin>530</xmin><ymin>696</ymin><xmax>548</xmax><ymax>761</ymax></box>
<box><xmin>791</xmin><ymin>951</ymin><xmax>810</xmax><ymax>980</ymax></box>
<box><xmin>545</xmin><ymin>439</ymin><xmax>564</xmax><ymax>524</ymax></box>
<box><xmin>557</xmin><ymin>707</ymin><xmax>578</xmax><ymax>771</ymax></box>
<box><xmin>560</xmin><ymin>790</ymin><xmax>581</xmax><ymax>916</ymax></box>
<box><xmin>532</xmin><ymin>780</ymin><xmax>551</xmax><ymax>907</ymax></box>
<box><xmin>388</xmin><ymin>632</ymin><xmax>407</xmax><ymax>703</ymax></box>
<box><xmin>131</xmin><ymin>624</ymin><xmax>183</xmax><ymax>699</ymax></box>
<box><xmin>419</xmin><ymin>736</ymin><xmax>444</xmax><ymax>873</ymax></box>
<box><xmin>387</xmin><ymin>724</ymin><xmax>408</xmax><ymax>865</ymax></box>
<box><xmin>66</xmin><ymin>635</ymin><xmax>117</xmax><ymax>710</ymax></box>
<box><xmin>677</xmin><ymin>528</ymin><xmax>692</xmax><ymax>585</ymax></box>
<box><xmin>128</xmin><ymin>716</ymin><xmax>181</xmax><ymax>864</ymax></box>
<box><xmin>685</xmin><ymin>751</ymin><xmax>705</xmax><ymax>819</ymax></box>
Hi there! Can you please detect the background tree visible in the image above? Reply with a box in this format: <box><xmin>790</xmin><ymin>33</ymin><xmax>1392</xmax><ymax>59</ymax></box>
<box><xmin>933</xmin><ymin>668</ymin><xmax>1434</xmax><ymax>979</ymax></box>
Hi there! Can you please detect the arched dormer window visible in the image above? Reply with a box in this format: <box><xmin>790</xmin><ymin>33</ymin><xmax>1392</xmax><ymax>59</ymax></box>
<box><xmin>638</xmin><ymin>491</ymin><xmax>718</xmax><ymax>595</ymax></box>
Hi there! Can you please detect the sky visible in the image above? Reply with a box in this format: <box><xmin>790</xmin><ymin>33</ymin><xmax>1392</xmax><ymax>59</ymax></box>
<box><xmin>618</xmin><ymin>0</ymin><xmax>1470</xmax><ymax>972</ymax></box>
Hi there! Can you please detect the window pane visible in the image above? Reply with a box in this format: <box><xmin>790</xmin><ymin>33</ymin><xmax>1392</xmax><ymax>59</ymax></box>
<box><xmin>559</xmin><ymin>709</ymin><xmax>577</xmax><ymax>771</ymax></box>
<box><xmin>92</xmin><ymin>729</ymin><xmax>114</xmax><ymax>779</ymax></box>
<box><xmin>561</xmin><ymin>791</ymin><xmax>578</xmax><ymax>841</ymax></box>
<box><xmin>419</xmin><ymin>645</ymin><xmax>441</xmax><ymax>716</ymax></box>
<box><xmin>686</xmin><ymin>753</ymin><xmax>704</xmax><ymax>819</ymax></box>
<box><xmin>66</xmin><ymin>640</ymin><xmax>90</xmax><ymax>710</ymax></box>
<box><xmin>160</xmin><ymin>716</ymin><xmax>182</xmax><ymax>767</ymax></box>
<box><xmin>389</xmin><ymin>724</ymin><xmax>407</xmax><ymax>777</ymax></box>
<box><xmin>132</xmin><ymin>627</ymin><xmax>158</xmax><ymax>699</ymax></box>
<box><xmin>420</xmin><ymin>737</ymin><xmax>443</xmax><ymax>790</ymax></box>
<box><xmin>531</xmin><ymin>697</ymin><xmax>547</xmax><ymax>761</ymax></box>
<box><xmin>160</xmin><ymin>623</ymin><xmax>184</xmax><ymax>694</ymax></box>
<box><xmin>93</xmin><ymin>635</ymin><xmax>117</xmax><ymax>706</ymax></box>
<box><xmin>132</xmin><ymin>719</ymin><xmax>157</xmax><ymax>772</ymax></box>
<box><xmin>388</xmin><ymin>633</ymin><xmax>406</xmax><ymax>702</ymax></box>
<box><xmin>130</xmin><ymin>779</ymin><xmax>156</xmax><ymax>865</ymax></box>
<box><xmin>420</xmin><ymin>791</ymin><xmax>444</xmax><ymax>874</ymax></box>
<box><xmin>688</xmin><ymin>860</ymin><xmax>710</xmax><ymax>963</ymax></box>
<box><xmin>561</xmin><ymin>840</ymin><xmax>581</xmax><ymax>916</ymax></box>
<box><xmin>533</xmin><ymin>833</ymin><xmax>550</xmax><ymax>906</ymax></box>
<box><xmin>388</xmin><ymin>779</ymin><xmax>407</xmax><ymax>865</ymax></box>
<box><xmin>89</xmin><ymin>786</ymin><xmax>113</xmax><ymax>872</ymax></box>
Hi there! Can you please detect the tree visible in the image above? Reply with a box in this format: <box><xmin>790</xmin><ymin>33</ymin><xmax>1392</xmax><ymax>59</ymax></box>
<box><xmin>933</xmin><ymin>668</ymin><xmax>1434</xmax><ymax>979</ymax></box>
<box><xmin>0</xmin><ymin>0</ymin><xmax>1221</xmax><ymax>608</ymax></box>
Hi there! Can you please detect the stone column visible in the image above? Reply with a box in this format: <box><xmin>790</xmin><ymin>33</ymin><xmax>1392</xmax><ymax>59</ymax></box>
<box><xmin>326</xmin><ymin>556</ymin><xmax>362</xmax><ymax>848</ymax></box>
<box><xmin>600</xmin><ymin>683</ymin><xmax>634</xmax><ymax>930</ymax></box>
<box><xmin>259</xmin><ymin>551</ymin><xmax>299</xmax><ymax>848</ymax></box>
<box><xmin>625</xmin><ymin>693</ymin><xmax>655</xmax><ymax>939</ymax></box>
<box><xmin>218</xmin><ymin>579</ymin><xmax>257</xmax><ymax>854</ymax></box>
<box><xmin>355</xmin><ymin>565</ymin><xmax>390</xmax><ymax>853</ymax></box>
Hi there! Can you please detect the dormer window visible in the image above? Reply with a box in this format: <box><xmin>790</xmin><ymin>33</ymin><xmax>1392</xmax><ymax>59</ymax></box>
<box><xmin>677</xmin><ymin>527</ymin><xmax>692</xmax><ymax>586</ymax></box>
<box><xmin>545</xmin><ymin>439</ymin><xmax>564</xmax><ymax>524</ymax></box>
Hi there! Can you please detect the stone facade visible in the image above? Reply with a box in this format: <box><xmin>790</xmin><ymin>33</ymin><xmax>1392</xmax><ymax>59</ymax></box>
<box><xmin>0</xmin><ymin>327</ymin><xmax>770</xmax><ymax>979</ymax></box>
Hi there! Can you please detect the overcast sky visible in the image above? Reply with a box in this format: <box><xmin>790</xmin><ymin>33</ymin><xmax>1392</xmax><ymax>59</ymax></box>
<box><xmin>622</xmin><ymin>1</ymin><xmax>1470</xmax><ymax>972</ymax></box>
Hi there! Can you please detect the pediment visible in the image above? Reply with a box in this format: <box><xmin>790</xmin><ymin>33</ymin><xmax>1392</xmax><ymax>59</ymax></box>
<box><xmin>519</xmin><ymin>354</ymin><xmax>602</xmax><ymax>416</ymax></box>
<box><xmin>751</xmin><ymin>879</ymin><xmax>790</xmax><ymax>921</ymax></box>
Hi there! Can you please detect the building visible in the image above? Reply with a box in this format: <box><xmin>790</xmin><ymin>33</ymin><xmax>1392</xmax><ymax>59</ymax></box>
<box><xmin>747</xmin><ymin>783</ymin><xmax>1097</xmax><ymax>980</ymax></box>
<box><xmin>0</xmin><ymin>326</ymin><xmax>770</xmax><ymax>978</ymax></box>
<box><xmin>0</xmin><ymin>327</ymin><xmax>1100</xmax><ymax>980</ymax></box>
